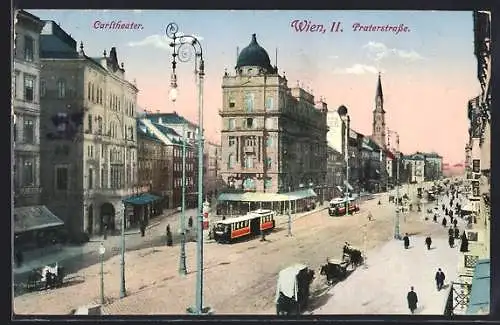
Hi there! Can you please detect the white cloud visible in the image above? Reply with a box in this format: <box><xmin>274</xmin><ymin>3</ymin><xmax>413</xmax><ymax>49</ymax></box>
<box><xmin>127</xmin><ymin>34</ymin><xmax>171</xmax><ymax>51</ymax></box>
<box><xmin>333</xmin><ymin>64</ymin><xmax>379</xmax><ymax>75</ymax></box>
<box><xmin>363</xmin><ymin>41</ymin><xmax>424</xmax><ymax>62</ymax></box>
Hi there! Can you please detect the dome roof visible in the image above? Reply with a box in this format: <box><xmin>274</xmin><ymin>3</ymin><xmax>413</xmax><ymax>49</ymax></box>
<box><xmin>236</xmin><ymin>34</ymin><xmax>273</xmax><ymax>72</ymax></box>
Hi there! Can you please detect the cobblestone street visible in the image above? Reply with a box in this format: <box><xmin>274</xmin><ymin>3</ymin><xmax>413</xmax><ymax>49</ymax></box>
<box><xmin>14</xmin><ymin>188</ymin><xmax>461</xmax><ymax>315</ymax></box>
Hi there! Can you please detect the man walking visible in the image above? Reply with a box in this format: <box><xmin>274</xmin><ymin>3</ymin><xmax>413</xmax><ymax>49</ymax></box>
<box><xmin>425</xmin><ymin>235</ymin><xmax>432</xmax><ymax>250</ymax></box>
<box><xmin>407</xmin><ymin>286</ymin><xmax>418</xmax><ymax>314</ymax></box>
<box><xmin>448</xmin><ymin>234</ymin><xmax>455</xmax><ymax>248</ymax></box>
<box><xmin>435</xmin><ymin>268</ymin><xmax>446</xmax><ymax>291</ymax></box>
<box><xmin>403</xmin><ymin>233</ymin><xmax>410</xmax><ymax>249</ymax></box>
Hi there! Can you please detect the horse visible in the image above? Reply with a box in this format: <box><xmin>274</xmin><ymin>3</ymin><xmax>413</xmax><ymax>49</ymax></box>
<box><xmin>320</xmin><ymin>262</ymin><xmax>347</xmax><ymax>284</ymax></box>
<box><xmin>343</xmin><ymin>248</ymin><xmax>364</xmax><ymax>267</ymax></box>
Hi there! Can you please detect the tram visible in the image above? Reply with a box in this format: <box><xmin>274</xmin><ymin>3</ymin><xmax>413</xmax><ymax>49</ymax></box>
<box><xmin>214</xmin><ymin>209</ymin><xmax>276</xmax><ymax>244</ymax></box>
<box><xmin>328</xmin><ymin>197</ymin><xmax>359</xmax><ymax>216</ymax></box>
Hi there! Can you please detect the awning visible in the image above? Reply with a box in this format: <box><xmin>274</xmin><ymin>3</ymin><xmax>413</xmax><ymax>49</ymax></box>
<box><xmin>123</xmin><ymin>193</ymin><xmax>161</xmax><ymax>205</ymax></box>
<box><xmin>217</xmin><ymin>192</ymin><xmax>289</xmax><ymax>202</ymax></box>
<box><xmin>462</xmin><ymin>203</ymin><xmax>478</xmax><ymax>212</ymax></box>
<box><xmin>287</xmin><ymin>189</ymin><xmax>317</xmax><ymax>200</ymax></box>
<box><xmin>467</xmin><ymin>259</ymin><xmax>490</xmax><ymax>315</ymax></box>
<box><xmin>14</xmin><ymin>205</ymin><xmax>65</xmax><ymax>234</ymax></box>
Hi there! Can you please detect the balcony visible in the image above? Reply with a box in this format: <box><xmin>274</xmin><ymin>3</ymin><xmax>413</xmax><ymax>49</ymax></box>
<box><xmin>244</xmin><ymin>146</ymin><xmax>255</xmax><ymax>153</ymax></box>
<box><xmin>16</xmin><ymin>186</ymin><xmax>42</xmax><ymax>196</ymax></box>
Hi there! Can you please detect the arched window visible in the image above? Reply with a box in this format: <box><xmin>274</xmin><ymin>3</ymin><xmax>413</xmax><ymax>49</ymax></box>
<box><xmin>87</xmin><ymin>82</ymin><xmax>91</xmax><ymax>100</ymax></box>
<box><xmin>57</xmin><ymin>79</ymin><xmax>66</xmax><ymax>98</ymax></box>
<box><xmin>91</xmin><ymin>84</ymin><xmax>95</xmax><ymax>102</ymax></box>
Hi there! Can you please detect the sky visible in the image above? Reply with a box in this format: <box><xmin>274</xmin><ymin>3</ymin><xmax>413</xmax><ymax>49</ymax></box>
<box><xmin>29</xmin><ymin>10</ymin><xmax>480</xmax><ymax>164</ymax></box>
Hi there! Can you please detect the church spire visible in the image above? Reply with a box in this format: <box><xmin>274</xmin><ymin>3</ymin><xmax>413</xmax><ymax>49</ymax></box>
<box><xmin>376</xmin><ymin>72</ymin><xmax>383</xmax><ymax>101</ymax></box>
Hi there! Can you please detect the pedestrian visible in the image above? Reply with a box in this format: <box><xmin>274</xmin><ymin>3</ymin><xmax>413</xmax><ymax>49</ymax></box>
<box><xmin>445</xmin><ymin>208</ymin><xmax>449</xmax><ymax>216</ymax></box>
<box><xmin>448</xmin><ymin>234</ymin><xmax>455</xmax><ymax>248</ymax></box>
<box><xmin>454</xmin><ymin>226</ymin><xmax>460</xmax><ymax>239</ymax></box>
<box><xmin>442</xmin><ymin>217</ymin><xmax>447</xmax><ymax>227</ymax></box>
<box><xmin>166</xmin><ymin>228</ymin><xmax>173</xmax><ymax>246</ymax></box>
<box><xmin>403</xmin><ymin>233</ymin><xmax>410</xmax><ymax>249</ymax></box>
<box><xmin>222</xmin><ymin>215</ymin><xmax>226</xmax><ymax>221</ymax></box>
<box><xmin>442</xmin><ymin>204</ymin><xmax>445</xmax><ymax>211</ymax></box>
<box><xmin>407</xmin><ymin>286</ymin><xmax>418</xmax><ymax>314</ymax></box>
<box><xmin>460</xmin><ymin>231</ymin><xmax>469</xmax><ymax>252</ymax></box>
<box><xmin>448</xmin><ymin>226</ymin><xmax>454</xmax><ymax>238</ymax></box>
<box><xmin>425</xmin><ymin>235</ymin><xmax>432</xmax><ymax>250</ymax></box>
<box><xmin>140</xmin><ymin>221</ymin><xmax>146</xmax><ymax>237</ymax></box>
<box><xmin>435</xmin><ymin>268</ymin><xmax>446</xmax><ymax>291</ymax></box>
<box><xmin>188</xmin><ymin>216</ymin><xmax>193</xmax><ymax>228</ymax></box>
<box><xmin>433</xmin><ymin>214</ymin><xmax>438</xmax><ymax>223</ymax></box>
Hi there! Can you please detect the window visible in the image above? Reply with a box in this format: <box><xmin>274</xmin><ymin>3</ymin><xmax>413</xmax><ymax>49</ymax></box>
<box><xmin>24</xmin><ymin>75</ymin><xmax>35</xmax><ymax>102</ymax></box>
<box><xmin>101</xmin><ymin>168</ymin><xmax>106</xmax><ymax>188</ymax></box>
<box><xmin>13</xmin><ymin>72</ymin><xmax>17</xmax><ymax>99</ymax></box>
<box><xmin>246</xmin><ymin>118</ymin><xmax>253</xmax><ymax>128</ymax></box>
<box><xmin>22</xmin><ymin>159</ymin><xmax>34</xmax><ymax>186</ymax></box>
<box><xmin>229</xmin><ymin>97</ymin><xmax>236</xmax><ymax>108</ymax></box>
<box><xmin>55</xmin><ymin>166</ymin><xmax>69</xmax><ymax>190</ymax></box>
<box><xmin>245</xmin><ymin>156</ymin><xmax>254</xmax><ymax>168</ymax></box>
<box><xmin>228</xmin><ymin>118</ymin><xmax>235</xmax><ymax>130</ymax></box>
<box><xmin>265</xmin><ymin>158</ymin><xmax>272</xmax><ymax>168</ymax></box>
<box><xmin>98</xmin><ymin>117</ymin><xmax>103</xmax><ymax>134</ymax></box>
<box><xmin>87</xmin><ymin>82</ymin><xmax>91</xmax><ymax>100</ymax></box>
<box><xmin>244</xmin><ymin>93</ymin><xmax>254</xmax><ymax>112</ymax></box>
<box><xmin>228</xmin><ymin>136</ymin><xmax>235</xmax><ymax>146</ymax></box>
<box><xmin>87</xmin><ymin>114</ymin><xmax>93</xmax><ymax>133</ymax></box>
<box><xmin>40</xmin><ymin>79</ymin><xmax>46</xmax><ymax>97</ymax></box>
<box><xmin>265</xmin><ymin>97</ymin><xmax>274</xmax><ymax>110</ymax></box>
<box><xmin>266</xmin><ymin>137</ymin><xmax>273</xmax><ymax>147</ymax></box>
<box><xmin>228</xmin><ymin>154</ymin><xmax>235</xmax><ymax>169</ymax></box>
<box><xmin>57</xmin><ymin>79</ymin><xmax>66</xmax><ymax>98</ymax></box>
<box><xmin>23</xmin><ymin>118</ymin><xmax>34</xmax><ymax>144</ymax></box>
<box><xmin>264</xmin><ymin>177</ymin><xmax>272</xmax><ymax>189</ymax></box>
<box><xmin>24</xmin><ymin>36</ymin><xmax>34</xmax><ymax>62</ymax></box>
<box><xmin>91</xmin><ymin>84</ymin><xmax>95</xmax><ymax>102</ymax></box>
<box><xmin>88</xmin><ymin>168</ymin><xmax>93</xmax><ymax>189</ymax></box>
<box><xmin>265</xmin><ymin>118</ymin><xmax>274</xmax><ymax>129</ymax></box>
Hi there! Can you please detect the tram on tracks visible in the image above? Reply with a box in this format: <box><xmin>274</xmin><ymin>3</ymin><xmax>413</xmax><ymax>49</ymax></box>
<box><xmin>328</xmin><ymin>197</ymin><xmax>359</xmax><ymax>216</ymax></box>
<box><xmin>214</xmin><ymin>209</ymin><xmax>276</xmax><ymax>244</ymax></box>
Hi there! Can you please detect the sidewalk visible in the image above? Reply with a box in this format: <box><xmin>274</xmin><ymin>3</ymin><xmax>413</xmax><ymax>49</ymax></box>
<box><xmin>313</xmin><ymin>236</ymin><xmax>461</xmax><ymax>315</ymax></box>
<box><xmin>13</xmin><ymin>208</ymin><xmax>198</xmax><ymax>276</ymax></box>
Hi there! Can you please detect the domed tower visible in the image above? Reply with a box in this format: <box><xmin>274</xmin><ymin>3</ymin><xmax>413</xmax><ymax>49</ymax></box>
<box><xmin>235</xmin><ymin>34</ymin><xmax>276</xmax><ymax>75</ymax></box>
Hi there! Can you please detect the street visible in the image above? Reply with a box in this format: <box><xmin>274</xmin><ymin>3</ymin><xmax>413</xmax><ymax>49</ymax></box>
<box><xmin>13</xmin><ymin>187</ymin><xmax>460</xmax><ymax>315</ymax></box>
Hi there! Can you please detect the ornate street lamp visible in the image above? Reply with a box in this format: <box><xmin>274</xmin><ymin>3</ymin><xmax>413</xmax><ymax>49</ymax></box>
<box><xmin>387</xmin><ymin>128</ymin><xmax>401</xmax><ymax>239</ymax></box>
<box><xmin>166</xmin><ymin>22</ymin><xmax>210</xmax><ymax>315</ymax></box>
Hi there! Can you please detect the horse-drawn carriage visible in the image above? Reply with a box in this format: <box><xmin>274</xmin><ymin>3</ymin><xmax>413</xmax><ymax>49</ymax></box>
<box><xmin>26</xmin><ymin>263</ymin><xmax>66</xmax><ymax>292</ymax></box>
<box><xmin>320</xmin><ymin>243</ymin><xmax>364</xmax><ymax>285</ymax></box>
<box><xmin>275</xmin><ymin>264</ymin><xmax>315</xmax><ymax>315</ymax></box>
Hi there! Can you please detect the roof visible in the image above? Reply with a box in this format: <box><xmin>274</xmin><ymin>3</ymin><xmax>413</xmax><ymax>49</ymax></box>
<box><xmin>217</xmin><ymin>210</ymin><xmax>275</xmax><ymax>225</ymax></box>
<box><xmin>14</xmin><ymin>206</ymin><xmax>64</xmax><ymax>234</ymax></box>
<box><xmin>137</xmin><ymin>120</ymin><xmax>162</xmax><ymax>143</ymax></box>
<box><xmin>376</xmin><ymin>72</ymin><xmax>384</xmax><ymax>101</ymax></box>
<box><xmin>151</xmin><ymin>122</ymin><xmax>187</xmax><ymax>146</ymax></box>
<box><xmin>276</xmin><ymin>264</ymin><xmax>308</xmax><ymax>301</ymax></box>
<box><xmin>466</xmin><ymin>259</ymin><xmax>490</xmax><ymax>315</ymax></box>
<box><xmin>145</xmin><ymin>112</ymin><xmax>197</xmax><ymax>128</ymax></box>
<box><xmin>236</xmin><ymin>34</ymin><xmax>274</xmax><ymax>73</ymax></box>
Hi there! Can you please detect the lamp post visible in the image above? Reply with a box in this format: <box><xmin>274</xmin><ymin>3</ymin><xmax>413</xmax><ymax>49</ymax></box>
<box><xmin>179</xmin><ymin>124</ymin><xmax>187</xmax><ymax>275</ymax></box>
<box><xmin>388</xmin><ymin>128</ymin><xmax>401</xmax><ymax>239</ymax></box>
<box><xmin>287</xmin><ymin>186</ymin><xmax>292</xmax><ymax>236</ymax></box>
<box><xmin>99</xmin><ymin>242</ymin><xmax>106</xmax><ymax>305</ymax></box>
<box><xmin>337</xmin><ymin>105</ymin><xmax>350</xmax><ymax>215</ymax></box>
<box><xmin>166</xmin><ymin>22</ymin><xmax>208</xmax><ymax>315</ymax></box>
<box><xmin>120</xmin><ymin>203</ymin><xmax>126</xmax><ymax>298</ymax></box>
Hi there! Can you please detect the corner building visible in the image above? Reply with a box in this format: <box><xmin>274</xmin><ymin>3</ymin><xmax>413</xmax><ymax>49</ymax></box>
<box><xmin>39</xmin><ymin>21</ymin><xmax>138</xmax><ymax>235</ymax></box>
<box><xmin>219</xmin><ymin>34</ymin><xmax>328</xmax><ymax>203</ymax></box>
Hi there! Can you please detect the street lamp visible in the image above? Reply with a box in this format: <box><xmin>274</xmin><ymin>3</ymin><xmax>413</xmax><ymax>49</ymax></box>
<box><xmin>99</xmin><ymin>242</ymin><xmax>106</xmax><ymax>305</ymax></box>
<box><xmin>287</xmin><ymin>186</ymin><xmax>292</xmax><ymax>236</ymax></box>
<box><xmin>179</xmin><ymin>124</ymin><xmax>187</xmax><ymax>275</ymax></box>
<box><xmin>166</xmin><ymin>22</ymin><xmax>209</xmax><ymax>315</ymax></box>
<box><xmin>337</xmin><ymin>105</ymin><xmax>350</xmax><ymax>215</ymax></box>
<box><xmin>387</xmin><ymin>128</ymin><xmax>401</xmax><ymax>239</ymax></box>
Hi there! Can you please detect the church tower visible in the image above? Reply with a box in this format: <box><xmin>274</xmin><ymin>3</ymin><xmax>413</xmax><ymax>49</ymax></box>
<box><xmin>372</xmin><ymin>72</ymin><xmax>386</xmax><ymax>149</ymax></box>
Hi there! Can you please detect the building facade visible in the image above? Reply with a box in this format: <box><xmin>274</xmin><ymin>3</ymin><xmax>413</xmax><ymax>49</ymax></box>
<box><xmin>402</xmin><ymin>153</ymin><xmax>426</xmax><ymax>183</ymax></box>
<box><xmin>138</xmin><ymin>118</ymin><xmax>197</xmax><ymax>209</ymax></box>
<box><xmin>39</xmin><ymin>21</ymin><xmax>138</xmax><ymax>235</ymax></box>
<box><xmin>204</xmin><ymin>141</ymin><xmax>222</xmax><ymax>199</ymax></box>
<box><xmin>13</xmin><ymin>10</ymin><xmax>45</xmax><ymax>207</ymax></box>
<box><xmin>137</xmin><ymin>122</ymin><xmax>170</xmax><ymax>208</ymax></box>
<box><xmin>326</xmin><ymin>108</ymin><xmax>346</xmax><ymax>198</ymax></box>
<box><xmin>423</xmin><ymin>152</ymin><xmax>443</xmax><ymax>181</ymax></box>
<box><xmin>219</xmin><ymin>34</ymin><xmax>328</xmax><ymax>199</ymax></box>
